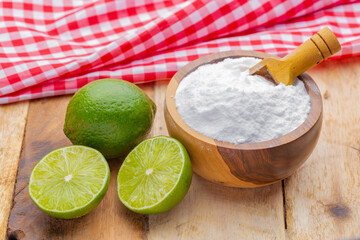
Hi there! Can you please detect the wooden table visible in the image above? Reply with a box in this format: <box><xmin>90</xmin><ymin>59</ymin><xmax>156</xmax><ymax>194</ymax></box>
<box><xmin>1</xmin><ymin>57</ymin><xmax>359</xmax><ymax>240</ymax></box>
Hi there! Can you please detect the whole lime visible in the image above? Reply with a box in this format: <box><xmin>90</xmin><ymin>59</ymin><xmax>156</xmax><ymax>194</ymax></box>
<box><xmin>64</xmin><ymin>79</ymin><xmax>156</xmax><ymax>159</ymax></box>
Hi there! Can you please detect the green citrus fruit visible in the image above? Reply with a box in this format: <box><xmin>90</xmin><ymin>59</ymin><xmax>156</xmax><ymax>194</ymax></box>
<box><xmin>64</xmin><ymin>79</ymin><xmax>156</xmax><ymax>159</ymax></box>
<box><xmin>117</xmin><ymin>136</ymin><xmax>192</xmax><ymax>214</ymax></box>
<box><xmin>29</xmin><ymin>146</ymin><xmax>110</xmax><ymax>219</ymax></box>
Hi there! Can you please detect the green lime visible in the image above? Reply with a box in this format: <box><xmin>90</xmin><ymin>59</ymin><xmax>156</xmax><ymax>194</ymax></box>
<box><xmin>117</xmin><ymin>136</ymin><xmax>192</xmax><ymax>214</ymax></box>
<box><xmin>29</xmin><ymin>146</ymin><xmax>110</xmax><ymax>219</ymax></box>
<box><xmin>64</xmin><ymin>79</ymin><xmax>156</xmax><ymax>159</ymax></box>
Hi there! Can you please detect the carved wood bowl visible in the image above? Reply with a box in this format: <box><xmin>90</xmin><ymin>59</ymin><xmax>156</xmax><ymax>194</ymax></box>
<box><xmin>164</xmin><ymin>50</ymin><xmax>323</xmax><ymax>188</ymax></box>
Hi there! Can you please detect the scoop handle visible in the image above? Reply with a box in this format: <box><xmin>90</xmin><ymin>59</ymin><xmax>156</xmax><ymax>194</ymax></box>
<box><xmin>282</xmin><ymin>27</ymin><xmax>341</xmax><ymax>78</ymax></box>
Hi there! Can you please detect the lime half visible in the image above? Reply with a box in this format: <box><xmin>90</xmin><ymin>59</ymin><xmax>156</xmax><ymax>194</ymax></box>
<box><xmin>117</xmin><ymin>136</ymin><xmax>192</xmax><ymax>214</ymax></box>
<box><xmin>29</xmin><ymin>146</ymin><xmax>110</xmax><ymax>219</ymax></box>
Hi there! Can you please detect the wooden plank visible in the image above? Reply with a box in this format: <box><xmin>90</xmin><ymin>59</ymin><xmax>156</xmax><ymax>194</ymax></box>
<box><xmin>285</xmin><ymin>58</ymin><xmax>360</xmax><ymax>239</ymax></box>
<box><xmin>0</xmin><ymin>101</ymin><xmax>29</xmax><ymax>240</ymax></box>
<box><xmin>148</xmin><ymin>81</ymin><xmax>286</xmax><ymax>239</ymax></box>
<box><xmin>151</xmin><ymin>80</ymin><xmax>169</xmax><ymax>136</ymax></box>
<box><xmin>149</xmin><ymin>178</ymin><xmax>285</xmax><ymax>239</ymax></box>
<box><xmin>7</xmin><ymin>82</ymin><xmax>155</xmax><ymax>240</ymax></box>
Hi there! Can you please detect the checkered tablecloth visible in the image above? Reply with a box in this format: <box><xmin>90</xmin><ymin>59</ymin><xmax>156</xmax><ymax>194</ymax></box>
<box><xmin>1</xmin><ymin>0</ymin><xmax>359</xmax><ymax>104</ymax></box>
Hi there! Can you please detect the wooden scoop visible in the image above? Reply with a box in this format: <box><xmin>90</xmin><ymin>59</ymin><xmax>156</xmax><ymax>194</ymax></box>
<box><xmin>249</xmin><ymin>27</ymin><xmax>341</xmax><ymax>85</ymax></box>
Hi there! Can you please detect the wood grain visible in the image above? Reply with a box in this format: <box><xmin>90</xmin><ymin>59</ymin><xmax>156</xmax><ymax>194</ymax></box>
<box><xmin>251</xmin><ymin>28</ymin><xmax>341</xmax><ymax>86</ymax></box>
<box><xmin>165</xmin><ymin>50</ymin><xmax>323</xmax><ymax>187</ymax></box>
<box><xmin>151</xmin><ymin>80</ymin><xmax>169</xmax><ymax>136</ymax></box>
<box><xmin>285</xmin><ymin>58</ymin><xmax>360</xmax><ymax>239</ymax></box>
<box><xmin>148</xmin><ymin>80</ymin><xmax>285</xmax><ymax>239</ymax></box>
<box><xmin>6</xmin><ymin>85</ymin><xmax>153</xmax><ymax>240</ymax></box>
<box><xmin>3</xmin><ymin>57</ymin><xmax>359</xmax><ymax>239</ymax></box>
<box><xmin>0</xmin><ymin>101</ymin><xmax>29</xmax><ymax>240</ymax></box>
<box><xmin>149</xmin><ymin>177</ymin><xmax>285</xmax><ymax>239</ymax></box>
<box><xmin>149</xmin><ymin>176</ymin><xmax>286</xmax><ymax>239</ymax></box>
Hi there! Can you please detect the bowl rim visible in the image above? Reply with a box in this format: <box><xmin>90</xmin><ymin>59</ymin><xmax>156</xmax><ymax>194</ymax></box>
<box><xmin>165</xmin><ymin>50</ymin><xmax>323</xmax><ymax>150</ymax></box>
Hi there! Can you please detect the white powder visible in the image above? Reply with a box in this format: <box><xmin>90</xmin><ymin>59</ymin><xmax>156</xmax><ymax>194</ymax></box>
<box><xmin>175</xmin><ymin>57</ymin><xmax>311</xmax><ymax>144</ymax></box>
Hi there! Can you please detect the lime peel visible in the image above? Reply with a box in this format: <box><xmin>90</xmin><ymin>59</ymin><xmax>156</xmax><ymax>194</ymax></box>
<box><xmin>63</xmin><ymin>79</ymin><xmax>156</xmax><ymax>159</ymax></box>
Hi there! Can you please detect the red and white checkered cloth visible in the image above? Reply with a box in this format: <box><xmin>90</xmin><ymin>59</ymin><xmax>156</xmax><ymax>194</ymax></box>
<box><xmin>1</xmin><ymin>0</ymin><xmax>360</xmax><ymax>104</ymax></box>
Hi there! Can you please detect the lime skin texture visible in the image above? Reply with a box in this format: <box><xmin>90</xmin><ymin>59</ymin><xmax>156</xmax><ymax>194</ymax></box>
<box><xmin>64</xmin><ymin>79</ymin><xmax>156</xmax><ymax>159</ymax></box>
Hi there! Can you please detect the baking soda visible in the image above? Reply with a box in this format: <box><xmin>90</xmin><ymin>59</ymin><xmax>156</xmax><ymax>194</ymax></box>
<box><xmin>175</xmin><ymin>57</ymin><xmax>311</xmax><ymax>144</ymax></box>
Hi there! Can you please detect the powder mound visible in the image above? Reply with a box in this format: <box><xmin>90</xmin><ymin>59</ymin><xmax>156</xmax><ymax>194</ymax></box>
<box><xmin>175</xmin><ymin>57</ymin><xmax>311</xmax><ymax>144</ymax></box>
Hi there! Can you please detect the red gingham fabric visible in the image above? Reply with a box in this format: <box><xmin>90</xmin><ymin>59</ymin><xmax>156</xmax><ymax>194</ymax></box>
<box><xmin>1</xmin><ymin>0</ymin><xmax>359</xmax><ymax>104</ymax></box>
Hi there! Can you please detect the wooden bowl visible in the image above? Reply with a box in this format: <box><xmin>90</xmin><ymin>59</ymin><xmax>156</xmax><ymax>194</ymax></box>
<box><xmin>164</xmin><ymin>50</ymin><xmax>323</xmax><ymax>188</ymax></box>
